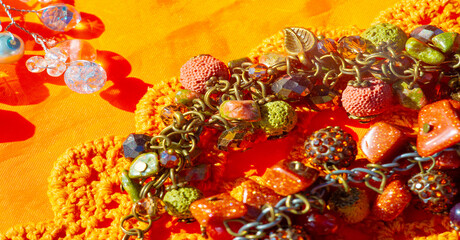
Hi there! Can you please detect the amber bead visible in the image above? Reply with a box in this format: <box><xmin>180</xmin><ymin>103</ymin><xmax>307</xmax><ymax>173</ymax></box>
<box><xmin>189</xmin><ymin>193</ymin><xmax>247</xmax><ymax>226</ymax></box>
<box><xmin>134</xmin><ymin>196</ymin><xmax>166</xmax><ymax>218</ymax></box>
<box><xmin>260</xmin><ymin>160</ymin><xmax>319</xmax><ymax>196</ymax></box>
<box><xmin>337</xmin><ymin>36</ymin><xmax>367</xmax><ymax>59</ymax></box>
<box><xmin>316</xmin><ymin>38</ymin><xmax>338</xmax><ymax>55</ymax></box>
<box><xmin>217</xmin><ymin>124</ymin><xmax>264</xmax><ymax>152</ymax></box>
<box><xmin>271</xmin><ymin>74</ymin><xmax>312</xmax><ymax>100</ymax></box>
<box><xmin>360</xmin><ymin>122</ymin><xmax>407</xmax><ymax>163</ymax></box>
<box><xmin>372</xmin><ymin>180</ymin><xmax>411</xmax><ymax>221</ymax></box>
<box><xmin>159</xmin><ymin>149</ymin><xmax>181</xmax><ymax>168</ymax></box>
<box><xmin>417</xmin><ymin>100</ymin><xmax>460</xmax><ymax>157</ymax></box>
<box><xmin>160</xmin><ymin>103</ymin><xmax>188</xmax><ymax>126</ymax></box>
<box><xmin>248</xmin><ymin>63</ymin><xmax>270</xmax><ymax>82</ymax></box>
<box><xmin>229</xmin><ymin>179</ymin><xmax>281</xmax><ymax>208</ymax></box>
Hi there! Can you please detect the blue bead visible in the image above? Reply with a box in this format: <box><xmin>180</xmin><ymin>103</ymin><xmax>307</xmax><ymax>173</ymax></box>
<box><xmin>123</xmin><ymin>134</ymin><xmax>151</xmax><ymax>159</ymax></box>
<box><xmin>0</xmin><ymin>33</ymin><xmax>24</xmax><ymax>64</ymax></box>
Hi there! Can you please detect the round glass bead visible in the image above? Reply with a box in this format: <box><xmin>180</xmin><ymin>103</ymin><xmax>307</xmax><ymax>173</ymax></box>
<box><xmin>39</xmin><ymin>4</ymin><xmax>81</xmax><ymax>32</ymax></box>
<box><xmin>317</xmin><ymin>38</ymin><xmax>338</xmax><ymax>55</ymax></box>
<box><xmin>0</xmin><ymin>32</ymin><xmax>24</xmax><ymax>64</ymax></box>
<box><xmin>134</xmin><ymin>196</ymin><xmax>165</xmax><ymax>218</ymax></box>
<box><xmin>56</xmin><ymin>39</ymin><xmax>97</xmax><ymax>62</ymax></box>
<box><xmin>47</xmin><ymin>60</ymin><xmax>66</xmax><ymax>77</ymax></box>
<box><xmin>338</xmin><ymin>36</ymin><xmax>367</xmax><ymax>59</ymax></box>
<box><xmin>64</xmin><ymin>60</ymin><xmax>107</xmax><ymax>94</ymax></box>
<box><xmin>248</xmin><ymin>63</ymin><xmax>269</xmax><ymax>82</ymax></box>
<box><xmin>26</xmin><ymin>56</ymin><xmax>47</xmax><ymax>73</ymax></box>
<box><xmin>159</xmin><ymin>149</ymin><xmax>180</xmax><ymax>168</ymax></box>
<box><xmin>45</xmin><ymin>47</ymin><xmax>68</xmax><ymax>67</ymax></box>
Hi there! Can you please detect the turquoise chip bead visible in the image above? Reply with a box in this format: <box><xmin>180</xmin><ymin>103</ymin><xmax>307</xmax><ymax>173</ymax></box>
<box><xmin>129</xmin><ymin>152</ymin><xmax>160</xmax><ymax>178</ymax></box>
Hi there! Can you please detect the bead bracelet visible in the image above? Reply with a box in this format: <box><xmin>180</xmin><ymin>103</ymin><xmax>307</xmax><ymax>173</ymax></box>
<box><xmin>118</xmin><ymin>22</ymin><xmax>460</xmax><ymax>240</ymax></box>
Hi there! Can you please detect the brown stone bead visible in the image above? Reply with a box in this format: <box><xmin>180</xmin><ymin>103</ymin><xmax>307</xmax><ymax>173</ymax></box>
<box><xmin>360</xmin><ymin>122</ymin><xmax>407</xmax><ymax>163</ymax></box>
<box><xmin>229</xmin><ymin>179</ymin><xmax>281</xmax><ymax>208</ymax></box>
<box><xmin>189</xmin><ymin>193</ymin><xmax>247</xmax><ymax>226</ymax></box>
<box><xmin>372</xmin><ymin>180</ymin><xmax>411</xmax><ymax>221</ymax></box>
<box><xmin>260</xmin><ymin>160</ymin><xmax>319</xmax><ymax>196</ymax></box>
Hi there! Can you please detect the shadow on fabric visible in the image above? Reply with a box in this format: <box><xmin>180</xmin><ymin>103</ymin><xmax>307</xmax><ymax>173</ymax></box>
<box><xmin>0</xmin><ymin>110</ymin><xmax>35</xmax><ymax>143</ymax></box>
<box><xmin>98</xmin><ymin>51</ymin><xmax>153</xmax><ymax>112</ymax></box>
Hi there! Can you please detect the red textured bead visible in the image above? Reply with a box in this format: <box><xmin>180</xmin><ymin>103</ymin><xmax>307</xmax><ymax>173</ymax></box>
<box><xmin>180</xmin><ymin>55</ymin><xmax>230</xmax><ymax>94</ymax></box>
<box><xmin>341</xmin><ymin>79</ymin><xmax>393</xmax><ymax>117</ymax></box>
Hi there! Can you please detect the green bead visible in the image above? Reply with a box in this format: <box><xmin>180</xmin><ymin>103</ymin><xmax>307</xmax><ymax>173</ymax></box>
<box><xmin>392</xmin><ymin>80</ymin><xmax>428</xmax><ymax>110</ymax></box>
<box><xmin>121</xmin><ymin>170</ymin><xmax>141</xmax><ymax>202</ymax></box>
<box><xmin>257</xmin><ymin>100</ymin><xmax>297</xmax><ymax>136</ymax></box>
<box><xmin>163</xmin><ymin>187</ymin><xmax>203</xmax><ymax>218</ymax></box>
<box><xmin>361</xmin><ymin>23</ymin><xmax>407</xmax><ymax>52</ymax></box>
<box><xmin>432</xmin><ymin>32</ymin><xmax>460</xmax><ymax>53</ymax></box>
<box><xmin>405</xmin><ymin>37</ymin><xmax>445</xmax><ymax>65</ymax></box>
<box><xmin>174</xmin><ymin>89</ymin><xmax>201</xmax><ymax>106</ymax></box>
<box><xmin>129</xmin><ymin>152</ymin><xmax>160</xmax><ymax>178</ymax></box>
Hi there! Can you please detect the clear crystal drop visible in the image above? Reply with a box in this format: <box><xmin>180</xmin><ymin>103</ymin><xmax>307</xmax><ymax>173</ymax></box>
<box><xmin>26</xmin><ymin>56</ymin><xmax>47</xmax><ymax>73</ymax></box>
<box><xmin>45</xmin><ymin>47</ymin><xmax>68</xmax><ymax>67</ymax></box>
<box><xmin>38</xmin><ymin>4</ymin><xmax>81</xmax><ymax>32</ymax></box>
<box><xmin>56</xmin><ymin>39</ymin><xmax>97</xmax><ymax>62</ymax></box>
<box><xmin>64</xmin><ymin>60</ymin><xmax>107</xmax><ymax>94</ymax></box>
<box><xmin>47</xmin><ymin>61</ymin><xmax>66</xmax><ymax>77</ymax></box>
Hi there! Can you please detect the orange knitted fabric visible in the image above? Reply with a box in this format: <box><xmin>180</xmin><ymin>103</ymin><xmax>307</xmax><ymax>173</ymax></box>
<box><xmin>2</xmin><ymin>0</ymin><xmax>460</xmax><ymax>239</ymax></box>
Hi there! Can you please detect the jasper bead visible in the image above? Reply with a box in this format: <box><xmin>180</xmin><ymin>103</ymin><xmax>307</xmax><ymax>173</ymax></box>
<box><xmin>392</xmin><ymin>80</ymin><xmax>428</xmax><ymax>110</ymax></box>
<box><xmin>174</xmin><ymin>89</ymin><xmax>201</xmax><ymax>106</ymax></box>
<box><xmin>229</xmin><ymin>179</ymin><xmax>281</xmax><ymax>208</ymax></box>
<box><xmin>360</xmin><ymin>122</ymin><xmax>407</xmax><ymax>163</ymax></box>
<box><xmin>189</xmin><ymin>193</ymin><xmax>247</xmax><ymax>226</ymax></box>
<box><xmin>372</xmin><ymin>180</ymin><xmax>412</xmax><ymax>221</ymax></box>
<box><xmin>128</xmin><ymin>152</ymin><xmax>160</xmax><ymax>178</ymax></box>
<box><xmin>260</xmin><ymin>160</ymin><xmax>319</xmax><ymax>196</ymax></box>
<box><xmin>432</xmin><ymin>32</ymin><xmax>460</xmax><ymax>53</ymax></box>
<box><xmin>219</xmin><ymin>100</ymin><xmax>261</xmax><ymax>122</ymax></box>
<box><xmin>405</xmin><ymin>37</ymin><xmax>445</xmax><ymax>65</ymax></box>
<box><xmin>121</xmin><ymin>170</ymin><xmax>141</xmax><ymax>202</ymax></box>
<box><xmin>417</xmin><ymin>100</ymin><xmax>460</xmax><ymax>157</ymax></box>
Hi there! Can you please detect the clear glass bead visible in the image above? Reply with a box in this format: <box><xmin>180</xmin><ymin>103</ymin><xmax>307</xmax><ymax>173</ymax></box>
<box><xmin>47</xmin><ymin>61</ymin><xmax>66</xmax><ymax>77</ymax></box>
<box><xmin>56</xmin><ymin>39</ymin><xmax>97</xmax><ymax>62</ymax></box>
<box><xmin>38</xmin><ymin>4</ymin><xmax>81</xmax><ymax>32</ymax></box>
<box><xmin>26</xmin><ymin>56</ymin><xmax>47</xmax><ymax>73</ymax></box>
<box><xmin>45</xmin><ymin>47</ymin><xmax>68</xmax><ymax>68</ymax></box>
<box><xmin>64</xmin><ymin>60</ymin><xmax>107</xmax><ymax>94</ymax></box>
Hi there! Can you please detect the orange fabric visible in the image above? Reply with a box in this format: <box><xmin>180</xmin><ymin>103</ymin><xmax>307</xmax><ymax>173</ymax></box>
<box><xmin>5</xmin><ymin>0</ymin><xmax>460</xmax><ymax>239</ymax></box>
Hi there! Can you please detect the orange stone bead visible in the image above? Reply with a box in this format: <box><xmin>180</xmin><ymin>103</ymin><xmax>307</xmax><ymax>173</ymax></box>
<box><xmin>435</xmin><ymin>150</ymin><xmax>460</xmax><ymax>170</ymax></box>
<box><xmin>229</xmin><ymin>179</ymin><xmax>281</xmax><ymax>208</ymax></box>
<box><xmin>372</xmin><ymin>180</ymin><xmax>412</xmax><ymax>221</ymax></box>
<box><xmin>417</xmin><ymin>100</ymin><xmax>460</xmax><ymax>157</ymax></box>
<box><xmin>360</xmin><ymin>122</ymin><xmax>407</xmax><ymax>163</ymax></box>
<box><xmin>260</xmin><ymin>160</ymin><xmax>319</xmax><ymax>196</ymax></box>
<box><xmin>189</xmin><ymin>193</ymin><xmax>247</xmax><ymax>226</ymax></box>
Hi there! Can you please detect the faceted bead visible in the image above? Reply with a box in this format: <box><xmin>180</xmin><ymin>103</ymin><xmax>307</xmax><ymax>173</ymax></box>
<box><xmin>261</xmin><ymin>160</ymin><xmax>318</xmax><ymax>196</ymax></box>
<box><xmin>0</xmin><ymin>33</ymin><xmax>24</xmax><ymax>64</ymax></box>
<box><xmin>45</xmin><ymin>47</ymin><xmax>68</xmax><ymax>67</ymax></box>
<box><xmin>337</xmin><ymin>36</ymin><xmax>368</xmax><ymax>59</ymax></box>
<box><xmin>316</xmin><ymin>38</ymin><xmax>338</xmax><ymax>55</ymax></box>
<box><xmin>128</xmin><ymin>152</ymin><xmax>160</xmax><ymax>178</ymax></box>
<box><xmin>160</xmin><ymin>103</ymin><xmax>188</xmax><ymax>126</ymax></box>
<box><xmin>392</xmin><ymin>80</ymin><xmax>428</xmax><ymax>110</ymax></box>
<box><xmin>121</xmin><ymin>170</ymin><xmax>141</xmax><ymax>202</ymax></box>
<box><xmin>271</xmin><ymin>74</ymin><xmax>312</xmax><ymax>100</ymax></box>
<box><xmin>174</xmin><ymin>89</ymin><xmax>201</xmax><ymax>106</ymax></box>
<box><xmin>227</xmin><ymin>57</ymin><xmax>252</xmax><ymax>70</ymax></box>
<box><xmin>134</xmin><ymin>196</ymin><xmax>166</xmax><ymax>218</ymax></box>
<box><xmin>372</xmin><ymin>180</ymin><xmax>412</xmax><ymax>221</ymax></box>
<box><xmin>297</xmin><ymin>210</ymin><xmax>339</xmax><ymax>236</ymax></box>
<box><xmin>410</xmin><ymin>25</ymin><xmax>444</xmax><ymax>43</ymax></box>
<box><xmin>229</xmin><ymin>179</ymin><xmax>281</xmax><ymax>208</ymax></box>
<box><xmin>163</xmin><ymin>187</ymin><xmax>202</xmax><ymax>219</ymax></box>
<box><xmin>55</xmin><ymin>39</ymin><xmax>97</xmax><ymax>62</ymax></box>
<box><xmin>360</xmin><ymin>122</ymin><xmax>408</xmax><ymax>163</ymax></box>
<box><xmin>217</xmin><ymin>124</ymin><xmax>263</xmax><ymax>152</ymax></box>
<box><xmin>219</xmin><ymin>100</ymin><xmax>261</xmax><ymax>122</ymax></box>
<box><xmin>248</xmin><ymin>63</ymin><xmax>269</xmax><ymax>82</ymax></box>
<box><xmin>64</xmin><ymin>60</ymin><xmax>107</xmax><ymax>94</ymax></box>
<box><xmin>450</xmin><ymin>203</ymin><xmax>460</xmax><ymax>228</ymax></box>
<box><xmin>39</xmin><ymin>4</ymin><xmax>81</xmax><ymax>32</ymax></box>
<box><xmin>26</xmin><ymin>56</ymin><xmax>47</xmax><ymax>73</ymax></box>
<box><xmin>189</xmin><ymin>193</ymin><xmax>247</xmax><ymax>226</ymax></box>
<box><xmin>47</xmin><ymin>60</ymin><xmax>66</xmax><ymax>77</ymax></box>
<box><xmin>159</xmin><ymin>149</ymin><xmax>181</xmax><ymax>168</ymax></box>
<box><xmin>405</xmin><ymin>37</ymin><xmax>445</xmax><ymax>65</ymax></box>
<box><xmin>122</xmin><ymin>133</ymin><xmax>151</xmax><ymax>159</ymax></box>
<box><xmin>434</xmin><ymin>150</ymin><xmax>460</xmax><ymax>170</ymax></box>
<box><xmin>259</xmin><ymin>52</ymin><xmax>287</xmax><ymax>68</ymax></box>
<box><xmin>178</xmin><ymin>164</ymin><xmax>211</xmax><ymax>182</ymax></box>
<box><xmin>417</xmin><ymin>100</ymin><xmax>460</xmax><ymax>157</ymax></box>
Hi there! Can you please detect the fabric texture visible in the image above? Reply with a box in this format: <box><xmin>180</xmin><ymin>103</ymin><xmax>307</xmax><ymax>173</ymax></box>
<box><xmin>1</xmin><ymin>0</ymin><xmax>460</xmax><ymax>239</ymax></box>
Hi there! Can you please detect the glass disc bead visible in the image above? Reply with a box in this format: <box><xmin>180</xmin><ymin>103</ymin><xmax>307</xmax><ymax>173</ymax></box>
<box><xmin>26</xmin><ymin>56</ymin><xmax>47</xmax><ymax>73</ymax></box>
<box><xmin>0</xmin><ymin>32</ymin><xmax>24</xmax><ymax>64</ymax></box>
<box><xmin>64</xmin><ymin>60</ymin><xmax>107</xmax><ymax>94</ymax></box>
<box><xmin>45</xmin><ymin>47</ymin><xmax>68</xmax><ymax>68</ymax></box>
<box><xmin>47</xmin><ymin>60</ymin><xmax>66</xmax><ymax>77</ymax></box>
<box><xmin>38</xmin><ymin>4</ymin><xmax>81</xmax><ymax>32</ymax></box>
<box><xmin>338</xmin><ymin>36</ymin><xmax>367</xmax><ymax>59</ymax></box>
<box><xmin>56</xmin><ymin>39</ymin><xmax>97</xmax><ymax>62</ymax></box>
<box><xmin>134</xmin><ymin>196</ymin><xmax>166</xmax><ymax>218</ymax></box>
